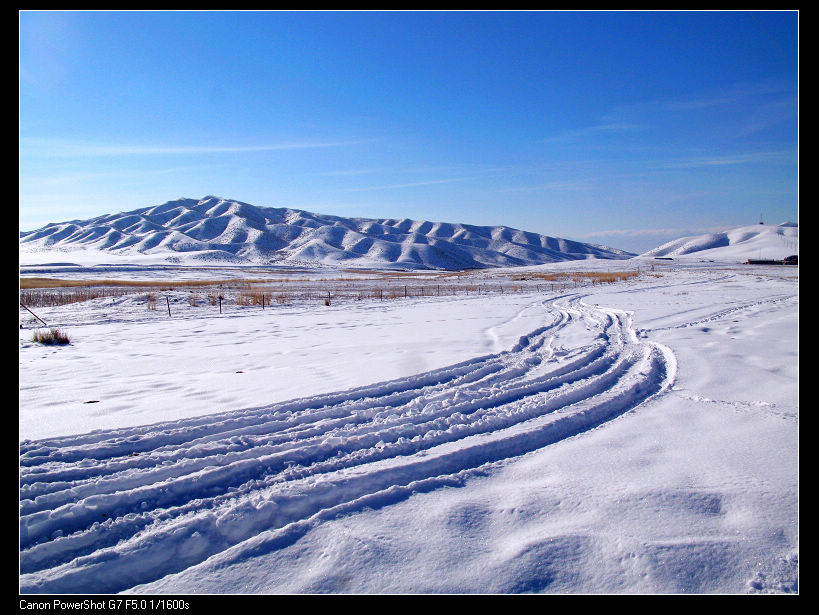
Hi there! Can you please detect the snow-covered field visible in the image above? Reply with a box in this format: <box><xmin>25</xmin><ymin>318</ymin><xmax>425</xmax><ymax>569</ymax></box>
<box><xmin>19</xmin><ymin>260</ymin><xmax>798</xmax><ymax>594</ymax></box>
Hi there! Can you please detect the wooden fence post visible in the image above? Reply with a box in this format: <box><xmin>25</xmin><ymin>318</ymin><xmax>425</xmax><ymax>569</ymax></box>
<box><xmin>20</xmin><ymin>303</ymin><xmax>48</xmax><ymax>327</ymax></box>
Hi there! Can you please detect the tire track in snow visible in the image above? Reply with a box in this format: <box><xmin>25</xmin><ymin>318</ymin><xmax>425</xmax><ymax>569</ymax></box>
<box><xmin>19</xmin><ymin>296</ymin><xmax>675</xmax><ymax>594</ymax></box>
<box><xmin>655</xmin><ymin>294</ymin><xmax>797</xmax><ymax>331</ymax></box>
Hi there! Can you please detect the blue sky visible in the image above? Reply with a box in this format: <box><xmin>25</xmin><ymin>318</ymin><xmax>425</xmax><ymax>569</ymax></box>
<box><xmin>19</xmin><ymin>10</ymin><xmax>798</xmax><ymax>253</ymax></box>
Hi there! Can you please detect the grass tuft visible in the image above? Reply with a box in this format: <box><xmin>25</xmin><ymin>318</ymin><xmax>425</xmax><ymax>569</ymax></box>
<box><xmin>32</xmin><ymin>328</ymin><xmax>71</xmax><ymax>345</ymax></box>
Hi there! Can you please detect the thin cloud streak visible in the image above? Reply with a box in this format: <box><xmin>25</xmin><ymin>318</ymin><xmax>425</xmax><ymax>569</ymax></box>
<box><xmin>541</xmin><ymin>122</ymin><xmax>642</xmax><ymax>144</ymax></box>
<box><xmin>342</xmin><ymin>177</ymin><xmax>477</xmax><ymax>192</ymax></box>
<box><xmin>20</xmin><ymin>137</ymin><xmax>378</xmax><ymax>157</ymax></box>
<box><xmin>21</xmin><ymin>165</ymin><xmax>227</xmax><ymax>187</ymax></box>
<box><xmin>655</xmin><ymin>150</ymin><xmax>796</xmax><ymax>169</ymax></box>
<box><xmin>572</xmin><ymin>225</ymin><xmax>732</xmax><ymax>239</ymax></box>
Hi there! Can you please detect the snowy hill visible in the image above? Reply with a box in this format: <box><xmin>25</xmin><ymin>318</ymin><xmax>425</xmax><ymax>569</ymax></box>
<box><xmin>19</xmin><ymin>196</ymin><xmax>634</xmax><ymax>269</ymax></box>
<box><xmin>641</xmin><ymin>222</ymin><xmax>798</xmax><ymax>262</ymax></box>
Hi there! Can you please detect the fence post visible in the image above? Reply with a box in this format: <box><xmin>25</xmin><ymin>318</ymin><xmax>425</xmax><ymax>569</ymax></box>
<box><xmin>20</xmin><ymin>303</ymin><xmax>48</xmax><ymax>327</ymax></box>
<box><xmin>166</xmin><ymin>296</ymin><xmax>172</xmax><ymax>318</ymax></box>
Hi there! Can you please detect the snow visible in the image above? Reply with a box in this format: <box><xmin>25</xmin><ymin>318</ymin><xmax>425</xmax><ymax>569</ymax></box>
<box><xmin>640</xmin><ymin>222</ymin><xmax>798</xmax><ymax>262</ymax></box>
<box><xmin>18</xmin><ymin>259</ymin><xmax>797</xmax><ymax>594</ymax></box>
<box><xmin>19</xmin><ymin>196</ymin><xmax>634</xmax><ymax>270</ymax></box>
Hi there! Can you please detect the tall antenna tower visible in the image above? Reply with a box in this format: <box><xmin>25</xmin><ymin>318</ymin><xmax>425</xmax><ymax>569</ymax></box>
<box><xmin>759</xmin><ymin>212</ymin><xmax>764</xmax><ymax>225</ymax></box>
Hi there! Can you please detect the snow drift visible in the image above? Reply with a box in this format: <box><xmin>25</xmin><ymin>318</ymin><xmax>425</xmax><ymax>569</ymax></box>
<box><xmin>19</xmin><ymin>196</ymin><xmax>634</xmax><ymax>269</ymax></box>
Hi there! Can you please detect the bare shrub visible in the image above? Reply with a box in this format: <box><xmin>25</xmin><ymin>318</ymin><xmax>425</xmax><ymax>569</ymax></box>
<box><xmin>32</xmin><ymin>328</ymin><xmax>71</xmax><ymax>345</ymax></box>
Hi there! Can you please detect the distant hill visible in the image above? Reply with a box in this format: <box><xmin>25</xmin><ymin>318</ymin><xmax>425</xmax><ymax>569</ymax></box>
<box><xmin>640</xmin><ymin>222</ymin><xmax>798</xmax><ymax>262</ymax></box>
<box><xmin>19</xmin><ymin>196</ymin><xmax>634</xmax><ymax>269</ymax></box>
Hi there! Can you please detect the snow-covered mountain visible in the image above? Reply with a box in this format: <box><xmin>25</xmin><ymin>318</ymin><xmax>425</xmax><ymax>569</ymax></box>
<box><xmin>19</xmin><ymin>196</ymin><xmax>634</xmax><ymax>269</ymax></box>
<box><xmin>640</xmin><ymin>222</ymin><xmax>798</xmax><ymax>261</ymax></box>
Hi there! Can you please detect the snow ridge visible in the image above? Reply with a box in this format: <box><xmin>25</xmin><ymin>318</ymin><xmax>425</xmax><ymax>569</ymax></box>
<box><xmin>19</xmin><ymin>297</ymin><xmax>674</xmax><ymax>594</ymax></box>
<box><xmin>19</xmin><ymin>196</ymin><xmax>634</xmax><ymax>269</ymax></box>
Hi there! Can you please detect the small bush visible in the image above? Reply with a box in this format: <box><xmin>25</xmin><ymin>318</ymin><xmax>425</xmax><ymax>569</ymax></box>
<box><xmin>32</xmin><ymin>328</ymin><xmax>71</xmax><ymax>345</ymax></box>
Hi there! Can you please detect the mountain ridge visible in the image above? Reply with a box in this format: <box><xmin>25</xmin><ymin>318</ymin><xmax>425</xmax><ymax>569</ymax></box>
<box><xmin>20</xmin><ymin>196</ymin><xmax>635</xmax><ymax>269</ymax></box>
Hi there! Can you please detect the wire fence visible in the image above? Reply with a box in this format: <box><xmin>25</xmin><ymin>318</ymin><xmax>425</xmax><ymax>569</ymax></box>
<box><xmin>19</xmin><ymin>272</ymin><xmax>642</xmax><ymax>317</ymax></box>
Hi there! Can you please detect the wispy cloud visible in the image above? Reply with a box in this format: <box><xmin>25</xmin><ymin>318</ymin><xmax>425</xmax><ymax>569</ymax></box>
<box><xmin>655</xmin><ymin>150</ymin><xmax>796</xmax><ymax>169</ymax></box>
<box><xmin>21</xmin><ymin>165</ymin><xmax>226</xmax><ymax>187</ymax></box>
<box><xmin>20</xmin><ymin>137</ymin><xmax>377</xmax><ymax>157</ymax></box>
<box><xmin>732</xmin><ymin>98</ymin><xmax>797</xmax><ymax>138</ymax></box>
<box><xmin>661</xmin><ymin>80</ymin><xmax>793</xmax><ymax>112</ymax></box>
<box><xmin>571</xmin><ymin>225</ymin><xmax>730</xmax><ymax>240</ymax></box>
<box><xmin>498</xmin><ymin>181</ymin><xmax>592</xmax><ymax>193</ymax></box>
<box><xmin>342</xmin><ymin>176</ymin><xmax>478</xmax><ymax>192</ymax></box>
<box><xmin>541</xmin><ymin>122</ymin><xmax>641</xmax><ymax>144</ymax></box>
<box><xmin>590</xmin><ymin>80</ymin><xmax>797</xmax><ymax>147</ymax></box>
<box><xmin>568</xmin><ymin>225</ymin><xmax>741</xmax><ymax>254</ymax></box>
<box><xmin>322</xmin><ymin>164</ymin><xmax>505</xmax><ymax>178</ymax></box>
<box><xmin>321</xmin><ymin>168</ymin><xmax>383</xmax><ymax>177</ymax></box>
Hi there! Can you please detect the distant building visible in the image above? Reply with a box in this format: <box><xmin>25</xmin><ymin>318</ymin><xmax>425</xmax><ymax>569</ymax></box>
<box><xmin>744</xmin><ymin>256</ymin><xmax>798</xmax><ymax>265</ymax></box>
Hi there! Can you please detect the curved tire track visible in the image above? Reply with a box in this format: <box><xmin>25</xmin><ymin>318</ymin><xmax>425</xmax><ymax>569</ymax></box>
<box><xmin>19</xmin><ymin>296</ymin><xmax>676</xmax><ymax>594</ymax></box>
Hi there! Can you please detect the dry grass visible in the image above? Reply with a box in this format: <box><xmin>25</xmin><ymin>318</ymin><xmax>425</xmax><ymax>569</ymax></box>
<box><xmin>19</xmin><ymin>277</ymin><xmax>274</xmax><ymax>290</ymax></box>
<box><xmin>19</xmin><ymin>269</ymin><xmax>643</xmax><ymax>311</ymax></box>
<box><xmin>510</xmin><ymin>271</ymin><xmax>639</xmax><ymax>284</ymax></box>
<box><xmin>573</xmin><ymin>271</ymin><xmax>640</xmax><ymax>283</ymax></box>
<box><xmin>510</xmin><ymin>272</ymin><xmax>565</xmax><ymax>282</ymax></box>
<box><xmin>20</xmin><ymin>277</ymin><xmax>274</xmax><ymax>308</ymax></box>
<box><xmin>20</xmin><ymin>287</ymin><xmax>132</xmax><ymax>308</ymax></box>
<box><xmin>235</xmin><ymin>290</ymin><xmax>269</xmax><ymax>306</ymax></box>
<box><xmin>32</xmin><ymin>328</ymin><xmax>71</xmax><ymax>345</ymax></box>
